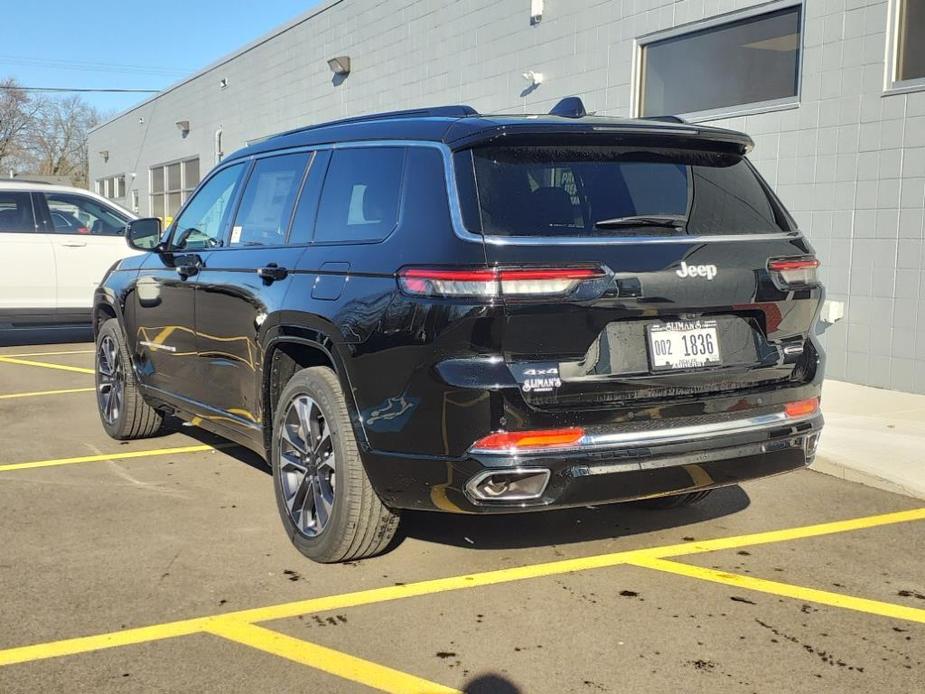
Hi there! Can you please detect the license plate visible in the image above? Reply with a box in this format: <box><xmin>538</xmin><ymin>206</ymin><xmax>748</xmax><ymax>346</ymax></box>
<box><xmin>647</xmin><ymin>320</ymin><xmax>721</xmax><ymax>371</ymax></box>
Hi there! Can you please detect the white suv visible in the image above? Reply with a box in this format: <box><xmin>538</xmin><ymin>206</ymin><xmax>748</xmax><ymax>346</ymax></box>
<box><xmin>0</xmin><ymin>180</ymin><xmax>138</xmax><ymax>325</ymax></box>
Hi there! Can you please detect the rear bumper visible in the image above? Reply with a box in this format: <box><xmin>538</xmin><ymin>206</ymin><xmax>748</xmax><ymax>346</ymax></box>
<box><xmin>362</xmin><ymin>410</ymin><xmax>822</xmax><ymax>513</ymax></box>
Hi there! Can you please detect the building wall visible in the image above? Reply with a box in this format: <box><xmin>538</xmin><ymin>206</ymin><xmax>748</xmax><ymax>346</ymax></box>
<box><xmin>88</xmin><ymin>0</ymin><xmax>925</xmax><ymax>394</ymax></box>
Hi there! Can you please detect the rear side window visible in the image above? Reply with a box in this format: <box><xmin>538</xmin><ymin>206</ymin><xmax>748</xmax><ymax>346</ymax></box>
<box><xmin>0</xmin><ymin>192</ymin><xmax>35</xmax><ymax>232</ymax></box>
<box><xmin>42</xmin><ymin>193</ymin><xmax>128</xmax><ymax>235</ymax></box>
<box><xmin>315</xmin><ymin>147</ymin><xmax>405</xmax><ymax>243</ymax></box>
<box><xmin>458</xmin><ymin>145</ymin><xmax>788</xmax><ymax>237</ymax></box>
<box><xmin>230</xmin><ymin>153</ymin><xmax>308</xmax><ymax>247</ymax></box>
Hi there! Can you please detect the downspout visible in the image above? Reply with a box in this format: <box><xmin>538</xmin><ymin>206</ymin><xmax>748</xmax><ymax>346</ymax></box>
<box><xmin>214</xmin><ymin>127</ymin><xmax>224</xmax><ymax>165</ymax></box>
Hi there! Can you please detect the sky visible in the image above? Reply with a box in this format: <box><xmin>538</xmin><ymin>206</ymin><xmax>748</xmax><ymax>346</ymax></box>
<box><xmin>2</xmin><ymin>0</ymin><xmax>322</xmax><ymax>115</ymax></box>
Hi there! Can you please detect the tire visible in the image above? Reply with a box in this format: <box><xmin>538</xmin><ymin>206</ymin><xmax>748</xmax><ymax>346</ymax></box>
<box><xmin>635</xmin><ymin>490</ymin><xmax>714</xmax><ymax>509</ymax></box>
<box><xmin>271</xmin><ymin>366</ymin><xmax>399</xmax><ymax>563</ymax></box>
<box><xmin>95</xmin><ymin>318</ymin><xmax>163</xmax><ymax>440</ymax></box>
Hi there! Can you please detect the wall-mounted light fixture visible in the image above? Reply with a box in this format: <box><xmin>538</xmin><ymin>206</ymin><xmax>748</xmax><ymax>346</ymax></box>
<box><xmin>531</xmin><ymin>0</ymin><xmax>543</xmax><ymax>24</ymax></box>
<box><xmin>522</xmin><ymin>70</ymin><xmax>544</xmax><ymax>87</ymax></box>
<box><xmin>138</xmin><ymin>117</ymin><xmax>145</xmax><ymax>125</ymax></box>
<box><xmin>99</xmin><ymin>150</ymin><xmax>109</xmax><ymax>162</ymax></box>
<box><xmin>175</xmin><ymin>120</ymin><xmax>190</xmax><ymax>137</ymax></box>
<box><xmin>327</xmin><ymin>56</ymin><xmax>351</xmax><ymax>76</ymax></box>
<box><xmin>219</xmin><ymin>78</ymin><xmax>229</xmax><ymax>89</ymax></box>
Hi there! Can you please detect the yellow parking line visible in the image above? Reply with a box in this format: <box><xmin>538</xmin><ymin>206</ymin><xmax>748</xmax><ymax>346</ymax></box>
<box><xmin>0</xmin><ymin>356</ymin><xmax>94</xmax><ymax>375</ymax></box>
<box><xmin>0</xmin><ymin>507</ymin><xmax>922</xmax><ymax>669</ymax></box>
<box><xmin>0</xmin><ymin>387</ymin><xmax>95</xmax><ymax>400</ymax></box>
<box><xmin>630</xmin><ymin>557</ymin><xmax>925</xmax><ymax>625</ymax></box>
<box><xmin>0</xmin><ymin>444</ymin><xmax>223</xmax><ymax>473</ymax></box>
<box><xmin>206</xmin><ymin>621</ymin><xmax>460</xmax><ymax>694</ymax></box>
<box><xmin>0</xmin><ymin>349</ymin><xmax>93</xmax><ymax>358</ymax></box>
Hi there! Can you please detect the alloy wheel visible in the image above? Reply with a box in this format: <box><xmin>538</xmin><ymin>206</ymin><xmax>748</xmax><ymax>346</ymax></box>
<box><xmin>97</xmin><ymin>335</ymin><xmax>124</xmax><ymax>425</ymax></box>
<box><xmin>277</xmin><ymin>395</ymin><xmax>336</xmax><ymax>537</ymax></box>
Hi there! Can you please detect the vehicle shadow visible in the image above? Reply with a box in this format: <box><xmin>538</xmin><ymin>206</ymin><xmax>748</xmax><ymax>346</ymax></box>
<box><xmin>172</xmin><ymin>423</ymin><xmax>751</xmax><ymax>552</ymax></box>
<box><xmin>397</xmin><ymin>485</ymin><xmax>750</xmax><ymax>551</ymax></box>
<box><xmin>0</xmin><ymin>325</ymin><xmax>92</xmax><ymax>347</ymax></box>
<box><xmin>463</xmin><ymin>673</ymin><xmax>522</xmax><ymax>693</ymax></box>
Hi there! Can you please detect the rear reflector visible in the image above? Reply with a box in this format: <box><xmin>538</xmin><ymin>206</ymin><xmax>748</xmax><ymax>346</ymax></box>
<box><xmin>768</xmin><ymin>257</ymin><xmax>819</xmax><ymax>286</ymax></box>
<box><xmin>399</xmin><ymin>267</ymin><xmax>604</xmax><ymax>298</ymax></box>
<box><xmin>471</xmin><ymin>427</ymin><xmax>585</xmax><ymax>452</ymax></box>
<box><xmin>785</xmin><ymin>397</ymin><xmax>819</xmax><ymax>418</ymax></box>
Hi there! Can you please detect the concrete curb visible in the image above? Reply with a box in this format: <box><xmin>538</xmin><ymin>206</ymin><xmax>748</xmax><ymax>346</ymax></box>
<box><xmin>813</xmin><ymin>380</ymin><xmax>925</xmax><ymax>501</ymax></box>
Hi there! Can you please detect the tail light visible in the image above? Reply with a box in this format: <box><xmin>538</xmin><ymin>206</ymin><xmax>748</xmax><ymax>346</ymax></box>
<box><xmin>768</xmin><ymin>257</ymin><xmax>819</xmax><ymax>287</ymax></box>
<box><xmin>784</xmin><ymin>397</ymin><xmax>819</xmax><ymax>418</ymax></box>
<box><xmin>398</xmin><ymin>267</ymin><xmax>604</xmax><ymax>299</ymax></box>
<box><xmin>470</xmin><ymin>427</ymin><xmax>585</xmax><ymax>453</ymax></box>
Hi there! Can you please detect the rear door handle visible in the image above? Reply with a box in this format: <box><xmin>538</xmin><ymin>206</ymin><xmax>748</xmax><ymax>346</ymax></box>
<box><xmin>61</xmin><ymin>241</ymin><xmax>87</xmax><ymax>247</ymax></box>
<box><xmin>257</xmin><ymin>263</ymin><xmax>288</xmax><ymax>283</ymax></box>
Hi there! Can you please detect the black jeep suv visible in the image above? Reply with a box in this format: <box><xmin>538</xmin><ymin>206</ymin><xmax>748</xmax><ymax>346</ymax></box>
<box><xmin>94</xmin><ymin>99</ymin><xmax>824</xmax><ymax>563</ymax></box>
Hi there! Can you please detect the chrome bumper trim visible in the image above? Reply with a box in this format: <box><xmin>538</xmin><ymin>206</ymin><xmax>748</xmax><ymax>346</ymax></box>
<box><xmin>470</xmin><ymin>411</ymin><xmax>821</xmax><ymax>456</ymax></box>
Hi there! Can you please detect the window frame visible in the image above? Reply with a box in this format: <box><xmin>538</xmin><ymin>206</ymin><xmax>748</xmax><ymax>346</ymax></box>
<box><xmin>885</xmin><ymin>0</ymin><xmax>925</xmax><ymax>95</ymax></box>
<box><xmin>148</xmin><ymin>157</ymin><xmax>201</xmax><ymax>221</ymax></box>
<box><xmin>631</xmin><ymin>0</ymin><xmax>805</xmax><ymax>122</ymax></box>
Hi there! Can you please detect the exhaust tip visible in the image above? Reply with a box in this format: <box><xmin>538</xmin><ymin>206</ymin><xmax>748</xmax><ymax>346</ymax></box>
<box><xmin>466</xmin><ymin>468</ymin><xmax>551</xmax><ymax>502</ymax></box>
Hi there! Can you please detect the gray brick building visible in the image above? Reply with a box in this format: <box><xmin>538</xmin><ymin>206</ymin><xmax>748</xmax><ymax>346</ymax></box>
<box><xmin>88</xmin><ymin>0</ymin><xmax>925</xmax><ymax>394</ymax></box>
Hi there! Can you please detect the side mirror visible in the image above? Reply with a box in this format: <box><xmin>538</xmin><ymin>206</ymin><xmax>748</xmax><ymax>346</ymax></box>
<box><xmin>125</xmin><ymin>217</ymin><xmax>162</xmax><ymax>251</ymax></box>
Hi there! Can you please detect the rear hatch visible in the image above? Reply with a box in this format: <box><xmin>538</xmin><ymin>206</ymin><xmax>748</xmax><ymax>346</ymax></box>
<box><xmin>451</xmin><ymin>134</ymin><xmax>823</xmax><ymax>412</ymax></box>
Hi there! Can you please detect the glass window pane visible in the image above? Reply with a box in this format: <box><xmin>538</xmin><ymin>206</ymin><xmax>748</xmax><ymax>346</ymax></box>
<box><xmin>230</xmin><ymin>153</ymin><xmax>308</xmax><ymax>246</ymax></box>
<box><xmin>167</xmin><ymin>163</ymin><xmax>182</xmax><ymax>191</ymax></box>
<box><xmin>116</xmin><ymin>176</ymin><xmax>125</xmax><ymax>199</ymax></box>
<box><xmin>184</xmin><ymin>158</ymin><xmax>200</xmax><ymax>189</ymax></box>
<box><xmin>151</xmin><ymin>166</ymin><xmax>164</xmax><ymax>194</ymax></box>
<box><xmin>462</xmin><ymin>145</ymin><xmax>785</xmax><ymax>237</ymax></box>
<box><xmin>898</xmin><ymin>0</ymin><xmax>925</xmax><ymax>82</ymax></box>
<box><xmin>315</xmin><ymin>148</ymin><xmax>405</xmax><ymax>243</ymax></box>
<box><xmin>0</xmin><ymin>192</ymin><xmax>35</xmax><ymax>232</ymax></box>
<box><xmin>172</xmin><ymin>164</ymin><xmax>244</xmax><ymax>250</ymax></box>
<box><xmin>44</xmin><ymin>193</ymin><xmax>128</xmax><ymax>235</ymax></box>
<box><xmin>641</xmin><ymin>6</ymin><xmax>801</xmax><ymax>116</ymax></box>
<box><xmin>167</xmin><ymin>192</ymin><xmax>182</xmax><ymax>217</ymax></box>
<box><xmin>152</xmin><ymin>194</ymin><xmax>165</xmax><ymax>219</ymax></box>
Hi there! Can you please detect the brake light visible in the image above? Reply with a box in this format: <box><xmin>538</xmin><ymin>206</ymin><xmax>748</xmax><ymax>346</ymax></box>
<box><xmin>785</xmin><ymin>397</ymin><xmax>819</xmax><ymax>418</ymax></box>
<box><xmin>768</xmin><ymin>257</ymin><xmax>819</xmax><ymax>286</ymax></box>
<box><xmin>398</xmin><ymin>267</ymin><xmax>604</xmax><ymax>298</ymax></box>
<box><xmin>471</xmin><ymin>427</ymin><xmax>586</xmax><ymax>452</ymax></box>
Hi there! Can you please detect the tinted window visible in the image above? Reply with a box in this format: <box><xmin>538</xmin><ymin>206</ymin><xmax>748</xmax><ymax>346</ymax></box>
<box><xmin>641</xmin><ymin>7</ymin><xmax>801</xmax><ymax>116</ymax></box>
<box><xmin>0</xmin><ymin>192</ymin><xmax>35</xmax><ymax>232</ymax></box>
<box><xmin>315</xmin><ymin>148</ymin><xmax>405</xmax><ymax>243</ymax></box>
<box><xmin>288</xmin><ymin>151</ymin><xmax>330</xmax><ymax>245</ymax></box>
<box><xmin>171</xmin><ymin>164</ymin><xmax>244</xmax><ymax>250</ymax></box>
<box><xmin>230</xmin><ymin>153</ymin><xmax>308</xmax><ymax>247</ymax></box>
<box><xmin>898</xmin><ymin>0</ymin><xmax>925</xmax><ymax>82</ymax></box>
<box><xmin>461</xmin><ymin>145</ymin><xmax>787</xmax><ymax>237</ymax></box>
<box><xmin>43</xmin><ymin>193</ymin><xmax>128</xmax><ymax>235</ymax></box>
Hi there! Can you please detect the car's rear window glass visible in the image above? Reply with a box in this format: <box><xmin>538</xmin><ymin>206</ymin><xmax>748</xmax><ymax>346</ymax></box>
<box><xmin>458</xmin><ymin>145</ymin><xmax>787</xmax><ymax>237</ymax></box>
<box><xmin>231</xmin><ymin>152</ymin><xmax>309</xmax><ymax>246</ymax></box>
<box><xmin>315</xmin><ymin>147</ymin><xmax>405</xmax><ymax>243</ymax></box>
<box><xmin>0</xmin><ymin>192</ymin><xmax>35</xmax><ymax>232</ymax></box>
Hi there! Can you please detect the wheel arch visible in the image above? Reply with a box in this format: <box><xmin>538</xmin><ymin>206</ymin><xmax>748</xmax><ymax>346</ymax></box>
<box><xmin>261</xmin><ymin>330</ymin><xmax>368</xmax><ymax>458</ymax></box>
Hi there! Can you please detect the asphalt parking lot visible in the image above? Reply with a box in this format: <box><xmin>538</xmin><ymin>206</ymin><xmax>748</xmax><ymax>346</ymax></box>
<box><xmin>1</xmin><ymin>340</ymin><xmax>924</xmax><ymax>693</ymax></box>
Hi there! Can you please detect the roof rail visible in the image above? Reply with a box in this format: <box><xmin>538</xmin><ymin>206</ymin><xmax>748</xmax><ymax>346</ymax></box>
<box><xmin>640</xmin><ymin>115</ymin><xmax>689</xmax><ymax>124</ymax></box>
<box><xmin>262</xmin><ymin>105</ymin><xmax>479</xmax><ymax>142</ymax></box>
<box><xmin>549</xmin><ymin>96</ymin><xmax>587</xmax><ymax>118</ymax></box>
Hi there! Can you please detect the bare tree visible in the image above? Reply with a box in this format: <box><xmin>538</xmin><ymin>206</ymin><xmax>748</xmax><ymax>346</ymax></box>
<box><xmin>24</xmin><ymin>95</ymin><xmax>103</xmax><ymax>187</ymax></box>
<box><xmin>0</xmin><ymin>79</ymin><xmax>41</xmax><ymax>171</ymax></box>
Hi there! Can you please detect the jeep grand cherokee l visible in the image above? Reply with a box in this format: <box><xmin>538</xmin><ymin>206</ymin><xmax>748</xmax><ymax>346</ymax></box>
<box><xmin>93</xmin><ymin>99</ymin><xmax>824</xmax><ymax>563</ymax></box>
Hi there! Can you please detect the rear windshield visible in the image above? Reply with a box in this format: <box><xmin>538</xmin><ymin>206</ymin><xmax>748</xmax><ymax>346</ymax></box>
<box><xmin>454</xmin><ymin>145</ymin><xmax>791</xmax><ymax>237</ymax></box>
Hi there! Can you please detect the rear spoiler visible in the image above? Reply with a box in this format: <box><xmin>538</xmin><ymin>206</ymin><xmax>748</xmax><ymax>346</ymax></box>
<box><xmin>445</xmin><ymin>122</ymin><xmax>754</xmax><ymax>156</ymax></box>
